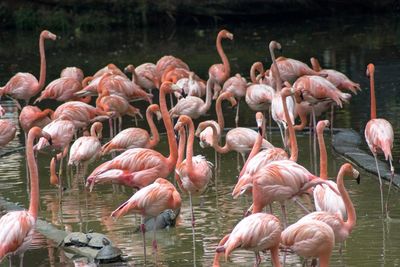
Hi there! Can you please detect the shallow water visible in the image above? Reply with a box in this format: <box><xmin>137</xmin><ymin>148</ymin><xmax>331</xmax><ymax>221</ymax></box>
<box><xmin>1</xmin><ymin>14</ymin><xmax>400</xmax><ymax>266</ymax></box>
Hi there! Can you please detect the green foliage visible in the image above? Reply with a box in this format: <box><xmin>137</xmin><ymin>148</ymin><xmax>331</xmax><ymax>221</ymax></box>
<box><xmin>40</xmin><ymin>9</ymin><xmax>70</xmax><ymax>31</ymax></box>
<box><xmin>14</xmin><ymin>7</ymin><xmax>39</xmax><ymax>30</ymax></box>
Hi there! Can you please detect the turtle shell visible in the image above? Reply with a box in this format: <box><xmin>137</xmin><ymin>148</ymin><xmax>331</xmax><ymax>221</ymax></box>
<box><xmin>63</xmin><ymin>232</ymin><xmax>90</xmax><ymax>247</ymax></box>
<box><xmin>86</xmin><ymin>233</ymin><xmax>113</xmax><ymax>249</ymax></box>
<box><xmin>95</xmin><ymin>239</ymin><xmax>122</xmax><ymax>262</ymax></box>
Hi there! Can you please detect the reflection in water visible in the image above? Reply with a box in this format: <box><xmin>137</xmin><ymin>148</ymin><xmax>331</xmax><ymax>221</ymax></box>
<box><xmin>1</xmin><ymin>14</ymin><xmax>400</xmax><ymax>266</ymax></box>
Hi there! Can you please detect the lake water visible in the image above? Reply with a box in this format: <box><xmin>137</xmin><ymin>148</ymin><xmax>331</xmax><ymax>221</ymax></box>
<box><xmin>1</xmin><ymin>14</ymin><xmax>400</xmax><ymax>266</ymax></box>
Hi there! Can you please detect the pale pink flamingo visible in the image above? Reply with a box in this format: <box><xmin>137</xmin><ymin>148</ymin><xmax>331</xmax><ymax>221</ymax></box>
<box><xmin>364</xmin><ymin>63</ymin><xmax>394</xmax><ymax>216</ymax></box>
<box><xmin>101</xmin><ymin>104</ymin><xmax>161</xmax><ymax>155</ymax></box>
<box><xmin>60</xmin><ymin>67</ymin><xmax>84</xmax><ymax>83</ymax></box>
<box><xmin>124</xmin><ymin>63</ymin><xmax>157</xmax><ymax>93</ymax></box>
<box><xmin>221</xmin><ymin>73</ymin><xmax>247</xmax><ymax>126</ymax></box>
<box><xmin>169</xmin><ymin>75</ymin><xmax>214</xmax><ymax>119</ymax></box>
<box><xmin>0</xmin><ymin>119</ymin><xmax>17</xmax><ymax>147</ymax></box>
<box><xmin>0</xmin><ymin>127</ymin><xmax>51</xmax><ymax>264</ymax></box>
<box><xmin>213</xmin><ymin>213</ymin><xmax>282</xmax><ymax>267</ymax></box>
<box><xmin>176</xmin><ymin>71</ymin><xmax>206</xmax><ymax>98</ymax></box>
<box><xmin>245</xmin><ymin>62</ymin><xmax>274</xmax><ymax>112</ymax></box>
<box><xmin>154</xmin><ymin>55</ymin><xmax>190</xmax><ymax>88</ymax></box>
<box><xmin>85</xmin><ymin>82</ymin><xmax>180</xmax><ymax>190</ymax></box>
<box><xmin>313</xmin><ymin>120</ymin><xmax>347</xmax><ymax>218</ymax></box>
<box><xmin>34</xmin><ymin>77</ymin><xmax>82</xmax><ymax>103</ymax></box>
<box><xmin>35</xmin><ymin>119</ymin><xmax>76</xmax><ymax>186</ymax></box>
<box><xmin>298</xmin><ymin>163</ymin><xmax>360</xmax><ymax>244</ymax></box>
<box><xmin>280</xmin><ymin>220</ymin><xmax>335</xmax><ymax>267</ymax></box>
<box><xmin>209</xmin><ymin>29</ymin><xmax>233</xmax><ymax>97</ymax></box>
<box><xmin>310</xmin><ymin>57</ymin><xmax>361</xmax><ymax>94</ymax></box>
<box><xmin>111</xmin><ymin>178</ymin><xmax>181</xmax><ymax>261</ymax></box>
<box><xmin>0</xmin><ymin>30</ymin><xmax>56</xmax><ymax>106</ymax></box>
<box><xmin>68</xmin><ymin>122</ymin><xmax>103</xmax><ymax>176</ymax></box>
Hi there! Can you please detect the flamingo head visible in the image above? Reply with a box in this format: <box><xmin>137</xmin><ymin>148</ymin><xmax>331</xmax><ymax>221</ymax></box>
<box><xmin>219</xmin><ymin>29</ymin><xmax>233</xmax><ymax>40</ymax></box>
<box><xmin>41</xmin><ymin>30</ymin><xmax>57</xmax><ymax>41</ymax></box>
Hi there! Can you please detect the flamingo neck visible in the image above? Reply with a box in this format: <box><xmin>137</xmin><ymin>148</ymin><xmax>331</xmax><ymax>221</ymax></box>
<box><xmin>270</xmin><ymin>45</ymin><xmax>282</xmax><ymax>92</ymax></box>
<box><xmin>160</xmin><ymin>87</ymin><xmax>178</xmax><ymax>168</ymax></box>
<box><xmin>216</xmin><ymin>33</ymin><xmax>230</xmax><ymax>80</ymax></box>
<box><xmin>37</xmin><ymin>34</ymin><xmax>47</xmax><ymax>92</ymax></box>
<box><xmin>337</xmin><ymin>165</ymin><xmax>356</xmax><ymax>232</ymax></box>
<box><xmin>250</xmin><ymin>62</ymin><xmax>264</xmax><ymax>84</ymax></box>
<box><xmin>208</xmin><ymin>122</ymin><xmax>230</xmax><ymax>153</ymax></box>
<box><xmin>131</xmin><ymin>68</ymin><xmax>139</xmax><ymax>83</ymax></box>
<box><xmin>176</xmin><ymin>128</ymin><xmax>186</xmax><ymax>168</ymax></box>
<box><xmin>319</xmin><ymin>255</ymin><xmax>331</xmax><ymax>267</ymax></box>
<box><xmin>27</xmin><ymin>129</ymin><xmax>40</xmax><ymax>219</ymax></box>
<box><xmin>311</xmin><ymin>58</ymin><xmax>322</xmax><ymax>72</ymax></box>
<box><xmin>369</xmin><ymin>72</ymin><xmax>376</xmax><ymax>119</ymax></box>
<box><xmin>216</xmin><ymin>96</ymin><xmax>225</xmax><ymax>130</ymax></box>
<box><xmin>199</xmin><ymin>78</ymin><xmax>214</xmax><ymax>114</ymax></box>
<box><xmin>317</xmin><ymin>124</ymin><xmax>328</xmax><ymax>179</ymax></box>
<box><xmin>282</xmin><ymin>93</ymin><xmax>297</xmax><ymax>161</ymax></box>
<box><xmin>294</xmin><ymin>107</ymin><xmax>308</xmax><ymax>131</ymax></box>
<box><xmin>147</xmin><ymin>109</ymin><xmax>160</xmax><ymax>148</ymax></box>
<box><xmin>270</xmin><ymin>247</ymin><xmax>282</xmax><ymax>267</ymax></box>
<box><xmin>185</xmin><ymin>119</ymin><xmax>195</xmax><ymax>168</ymax></box>
<box><xmin>240</xmin><ymin>129</ymin><xmax>262</xmax><ymax>177</ymax></box>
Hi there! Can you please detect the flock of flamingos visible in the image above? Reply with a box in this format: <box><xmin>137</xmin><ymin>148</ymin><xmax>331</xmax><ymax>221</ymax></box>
<box><xmin>0</xmin><ymin>29</ymin><xmax>395</xmax><ymax>266</ymax></box>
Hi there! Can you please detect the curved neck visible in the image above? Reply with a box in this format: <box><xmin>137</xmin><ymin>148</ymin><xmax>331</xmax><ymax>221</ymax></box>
<box><xmin>282</xmin><ymin>93</ymin><xmax>297</xmax><ymax>161</ymax></box>
<box><xmin>240</xmin><ymin>129</ymin><xmax>262</xmax><ymax>177</ymax></box>
<box><xmin>294</xmin><ymin>108</ymin><xmax>308</xmax><ymax>131</ymax></box>
<box><xmin>369</xmin><ymin>72</ymin><xmax>376</xmax><ymax>119</ymax></box>
<box><xmin>317</xmin><ymin>124</ymin><xmax>328</xmax><ymax>179</ymax></box>
<box><xmin>160</xmin><ymin>85</ymin><xmax>178</xmax><ymax>167</ymax></box>
<box><xmin>147</xmin><ymin>109</ymin><xmax>160</xmax><ymax>148</ymax></box>
<box><xmin>215</xmin><ymin>95</ymin><xmax>225</xmax><ymax>130</ymax></box>
<box><xmin>37</xmin><ymin>35</ymin><xmax>48</xmax><ymax>91</ymax></box>
<box><xmin>90</xmin><ymin>124</ymin><xmax>100</xmax><ymax>137</ymax></box>
<box><xmin>185</xmin><ymin>119</ymin><xmax>195</xmax><ymax>167</ymax></box>
<box><xmin>177</xmin><ymin>128</ymin><xmax>186</xmax><ymax>168</ymax></box>
<box><xmin>131</xmin><ymin>68</ymin><xmax>139</xmax><ymax>83</ymax></box>
<box><xmin>208</xmin><ymin>122</ymin><xmax>230</xmax><ymax>153</ymax></box>
<box><xmin>27</xmin><ymin>129</ymin><xmax>40</xmax><ymax>219</ymax></box>
<box><xmin>310</xmin><ymin>57</ymin><xmax>322</xmax><ymax>72</ymax></box>
<box><xmin>199</xmin><ymin>78</ymin><xmax>214</xmax><ymax>114</ymax></box>
<box><xmin>337</xmin><ymin>165</ymin><xmax>356</xmax><ymax>231</ymax></box>
<box><xmin>250</xmin><ymin>62</ymin><xmax>263</xmax><ymax>83</ymax></box>
<box><xmin>269</xmin><ymin>45</ymin><xmax>282</xmax><ymax>92</ymax></box>
<box><xmin>216</xmin><ymin>33</ymin><xmax>230</xmax><ymax>79</ymax></box>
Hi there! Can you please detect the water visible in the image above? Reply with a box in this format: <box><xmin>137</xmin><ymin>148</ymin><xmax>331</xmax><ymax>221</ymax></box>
<box><xmin>1</xmin><ymin>14</ymin><xmax>400</xmax><ymax>266</ymax></box>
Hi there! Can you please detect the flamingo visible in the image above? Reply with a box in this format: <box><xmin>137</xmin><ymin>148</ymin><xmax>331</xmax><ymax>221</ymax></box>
<box><xmin>93</xmin><ymin>63</ymin><xmax>127</xmax><ymax>79</ymax></box>
<box><xmin>221</xmin><ymin>73</ymin><xmax>247</xmax><ymax>126</ymax></box>
<box><xmin>68</xmin><ymin>122</ymin><xmax>103</xmax><ymax>176</ymax></box>
<box><xmin>176</xmin><ymin>71</ymin><xmax>206</xmax><ymax>98</ymax></box>
<box><xmin>0</xmin><ymin>127</ymin><xmax>51</xmax><ymax>264</ymax></box>
<box><xmin>60</xmin><ymin>67</ymin><xmax>84</xmax><ymax>83</ymax></box>
<box><xmin>19</xmin><ymin>106</ymin><xmax>52</xmax><ymax>140</ymax></box>
<box><xmin>0</xmin><ymin>119</ymin><xmax>17</xmax><ymax>147</ymax></box>
<box><xmin>310</xmin><ymin>57</ymin><xmax>361</xmax><ymax>94</ymax></box>
<box><xmin>124</xmin><ymin>63</ymin><xmax>157</xmax><ymax>94</ymax></box>
<box><xmin>85</xmin><ymin>82</ymin><xmax>180</xmax><ymax>190</ymax></box>
<box><xmin>364</xmin><ymin>63</ymin><xmax>394</xmax><ymax>217</ymax></box>
<box><xmin>280</xmin><ymin>220</ymin><xmax>335</xmax><ymax>267</ymax></box>
<box><xmin>0</xmin><ymin>30</ymin><xmax>56</xmax><ymax>106</ymax></box>
<box><xmin>101</xmin><ymin>104</ymin><xmax>161</xmax><ymax>155</ymax></box>
<box><xmin>293</xmin><ymin>100</ymin><xmax>331</xmax><ymax>131</ymax></box>
<box><xmin>245</xmin><ymin>62</ymin><xmax>274</xmax><ymax>112</ymax></box>
<box><xmin>313</xmin><ymin>120</ymin><xmax>347</xmax><ymax>218</ymax></box>
<box><xmin>154</xmin><ymin>55</ymin><xmax>189</xmax><ymax>88</ymax></box>
<box><xmin>213</xmin><ymin>213</ymin><xmax>282</xmax><ymax>267</ymax></box>
<box><xmin>35</xmin><ymin>120</ymin><xmax>76</xmax><ymax>186</ymax></box>
<box><xmin>111</xmin><ymin>178</ymin><xmax>181</xmax><ymax>261</ymax></box>
<box><xmin>298</xmin><ymin>163</ymin><xmax>360</xmax><ymax>244</ymax></box>
<box><xmin>34</xmin><ymin>77</ymin><xmax>83</xmax><ymax>103</ymax></box>
<box><xmin>209</xmin><ymin>29</ymin><xmax>233</xmax><ymax>98</ymax></box>
<box><xmin>169</xmin><ymin>75</ymin><xmax>214</xmax><ymax>119</ymax></box>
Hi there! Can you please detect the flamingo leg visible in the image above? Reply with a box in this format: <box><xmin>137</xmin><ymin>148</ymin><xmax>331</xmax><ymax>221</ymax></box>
<box><xmin>140</xmin><ymin>215</ymin><xmax>147</xmax><ymax>264</ymax></box>
<box><xmin>280</xmin><ymin>202</ymin><xmax>288</xmax><ymax>229</ymax></box>
<box><xmin>118</xmin><ymin>116</ymin><xmax>123</xmax><ymax>132</ymax></box>
<box><xmin>277</xmin><ymin>123</ymin><xmax>286</xmax><ymax>148</ymax></box>
<box><xmin>189</xmin><ymin>192</ymin><xmax>197</xmax><ymax>266</ymax></box>
<box><xmin>373</xmin><ymin>154</ymin><xmax>385</xmax><ymax>216</ymax></box>
<box><xmin>235</xmin><ymin>101</ymin><xmax>240</xmax><ymax>127</ymax></box>
<box><xmin>152</xmin><ymin>217</ymin><xmax>158</xmax><ymax>258</ymax></box>
<box><xmin>291</xmin><ymin>197</ymin><xmax>311</xmax><ymax>214</ymax></box>
<box><xmin>312</xmin><ymin>107</ymin><xmax>318</xmax><ymax>174</ymax></box>
<box><xmin>330</xmin><ymin>104</ymin><xmax>334</xmax><ymax>136</ymax></box>
<box><xmin>113</xmin><ymin>118</ymin><xmax>117</xmax><ymax>136</ymax></box>
<box><xmin>385</xmin><ymin>159</ymin><xmax>394</xmax><ymax>218</ymax></box>
<box><xmin>268</xmin><ymin>107</ymin><xmax>272</xmax><ymax>140</ymax></box>
<box><xmin>254</xmin><ymin>251</ymin><xmax>261</xmax><ymax>267</ymax></box>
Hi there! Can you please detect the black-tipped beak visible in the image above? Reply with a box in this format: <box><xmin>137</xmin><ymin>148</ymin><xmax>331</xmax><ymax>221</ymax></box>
<box><xmin>181</xmin><ymin>90</ymin><xmax>187</xmax><ymax>98</ymax></box>
<box><xmin>258</xmin><ymin>126</ymin><xmax>263</xmax><ymax>136</ymax></box>
<box><xmin>356</xmin><ymin>175</ymin><xmax>361</xmax><ymax>184</ymax></box>
<box><xmin>48</xmin><ymin>137</ymin><xmax>53</xmax><ymax>146</ymax></box>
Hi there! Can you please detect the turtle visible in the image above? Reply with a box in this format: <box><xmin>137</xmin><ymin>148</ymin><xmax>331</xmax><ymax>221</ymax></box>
<box><xmin>95</xmin><ymin>238</ymin><xmax>123</xmax><ymax>263</ymax></box>
<box><xmin>62</xmin><ymin>232</ymin><xmax>90</xmax><ymax>247</ymax></box>
<box><xmin>86</xmin><ymin>232</ymin><xmax>113</xmax><ymax>249</ymax></box>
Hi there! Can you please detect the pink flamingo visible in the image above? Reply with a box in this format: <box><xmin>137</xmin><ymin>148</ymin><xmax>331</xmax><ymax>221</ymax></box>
<box><xmin>60</xmin><ymin>67</ymin><xmax>84</xmax><ymax>83</ymax></box>
<box><xmin>85</xmin><ymin>82</ymin><xmax>180</xmax><ymax>190</ymax></box>
<box><xmin>19</xmin><ymin>105</ymin><xmax>53</xmax><ymax>141</ymax></box>
<box><xmin>245</xmin><ymin>62</ymin><xmax>274</xmax><ymax>112</ymax></box>
<box><xmin>221</xmin><ymin>73</ymin><xmax>247</xmax><ymax>126</ymax></box>
<box><xmin>34</xmin><ymin>77</ymin><xmax>83</xmax><ymax>103</ymax></box>
<box><xmin>209</xmin><ymin>29</ymin><xmax>233</xmax><ymax>97</ymax></box>
<box><xmin>0</xmin><ymin>119</ymin><xmax>17</xmax><ymax>147</ymax></box>
<box><xmin>0</xmin><ymin>30</ymin><xmax>56</xmax><ymax>105</ymax></box>
<box><xmin>281</xmin><ymin>220</ymin><xmax>335</xmax><ymax>267</ymax></box>
<box><xmin>364</xmin><ymin>63</ymin><xmax>394</xmax><ymax>216</ymax></box>
<box><xmin>93</xmin><ymin>63</ymin><xmax>127</xmax><ymax>79</ymax></box>
<box><xmin>101</xmin><ymin>104</ymin><xmax>161</xmax><ymax>155</ymax></box>
<box><xmin>310</xmin><ymin>57</ymin><xmax>361</xmax><ymax>94</ymax></box>
<box><xmin>111</xmin><ymin>178</ymin><xmax>181</xmax><ymax>261</ymax></box>
<box><xmin>36</xmin><ymin>119</ymin><xmax>76</xmax><ymax>186</ymax></box>
<box><xmin>169</xmin><ymin>75</ymin><xmax>214</xmax><ymax>119</ymax></box>
<box><xmin>154</xmin><ymin>55</ymin><xmax>189</xmax><ymax>88</ymax></box>
<box><xmin>298</xmin><ymin>163</ymin><xmax>360</xmax><ymax>244</ymax></box>
<box><xmin>124</xmin><ymin>63</ymin><xmax>157</xmax><ymax>94</ymax></box>
<box><xmin>293</xmin><ymin>100</ymin><xmax>331</xmax><ymax>131</ymax></box>
<box><xmin>68</xmin><ymin>122</ymin><xmax>103</xmax><ymax>176</ymax></box>
<box><xmin>213</xmin><ymin>213</ymin><xmax>282</xmax><ymax>267</ymax></box>
<box><xmin>0</xmin><ymin>127</ymin><xmax>51</xmax><ymax>264</ymax></box>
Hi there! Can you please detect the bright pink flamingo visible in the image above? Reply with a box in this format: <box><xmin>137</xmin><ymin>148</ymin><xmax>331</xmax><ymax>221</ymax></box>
<box><xmin>221</xmin><ymin>73</ymin><xmax>247</xmax><ymax>126</ymax></box>
<box><xmin>298</xmin><ymin>163</ymin><xmax>360</xmax><ymax>244</ymax></box>
<box><xmin>85</xmin><ymin>82</ymin><xmax>180</xmax><ymax>190</ymax></box>
<box><xmin>36</xmin><ymin>119</ymin><xmax>76</xmax><ymax>186</ymax></box>
<box><xmin>124</xmin><ymin>63</ymin><xmax>157</xmax><ymax>94</ymax></box>
<box><xmin>68</xmin><ymin>122</ymin><xmax>103</xmax><ymax>176</ymax></box>
<box><xmin>213</xmin><ymin>213</ymin><xmax>282</xmax><ymax>267</ymax></box>
<box><xmin>0</xmin><ymin>119</ymin><xmax>17</xmax><ymax>147</ymax></box>
<box><xmin>310</xmin><ymin>57</ymin><xmax>361</xmax><ymax>94</ymax></box>
<box><xmin>169</xmin><ymin>75</ymin><xmax>214</xmax><ymax>119</ymax></box>
<box><xmin>364</xmin><ymin>63</ymin><xmax>394</xmax><ymax>216</ymax></box>
<box><xmin>111</xmin><ymin>178</ymin><xmax>181</xmax><ymax>261</ymax></box>
<box><xmin>0</xmin><ymin>30</ymin><xmax>56</xmax><ymax>105</ymax></box>
<box><xmin>0</xmin><ymin>127</ymin><xmax>51</xmax><ymax>264</ymax></box>
<box><xmin>101</xmin><ymin>104</ymin><xmax>161</xmax><ymax>155</ymax></box>
<box><xmin>281</xmin><ymin>220</ymin><xmax>335</xmax><ymax>267</ymax></box>
<box><xmin>60</xmin><ymin>67</ymin><xmax>84</xmax><ymax>83</ymax></box>
<box><xmin>154</xmin><ymin>55</ymin><xmax>190</xmax><ymax>88</ymax></box>
<box><xmin>209</xmin><ymin>29</ymin><xmax>233</xmax><ymax>97</ymax></box>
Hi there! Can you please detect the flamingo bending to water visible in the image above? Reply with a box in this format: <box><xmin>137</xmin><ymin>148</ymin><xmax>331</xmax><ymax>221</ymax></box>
<box><xmin>0</xmin><ymin>119</ymin><xmax>17</xmax><ymax>147</ymax></box>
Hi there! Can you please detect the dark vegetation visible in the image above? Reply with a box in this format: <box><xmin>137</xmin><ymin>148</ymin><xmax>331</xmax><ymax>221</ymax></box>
<box><xmin>0</xmin><ymin>0</ymin><xmax>399</xmax><ymax>32</ymax></box>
